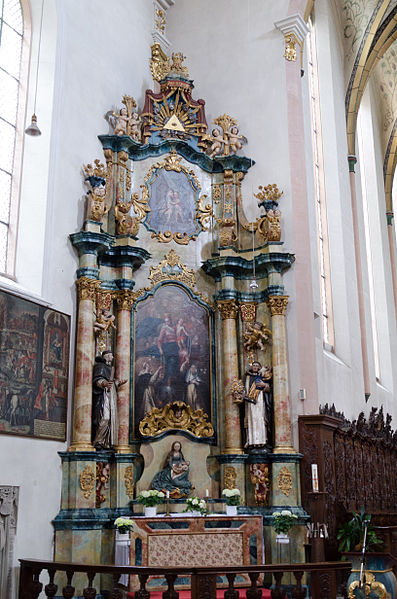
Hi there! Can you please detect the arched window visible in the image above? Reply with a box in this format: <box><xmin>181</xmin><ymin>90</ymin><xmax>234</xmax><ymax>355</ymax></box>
<box><xmin>0</xmin><ymin>0</ymin><xmax>27</xmax><ymax>275</ymax></box>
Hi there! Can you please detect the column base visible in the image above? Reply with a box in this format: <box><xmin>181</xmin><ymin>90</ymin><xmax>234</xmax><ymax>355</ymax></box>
<box><xmin>69</xmin><ymin>442</ymin><xmax>95</xmax><ymax>452</ymax></box>
<box><xmin>221</xmin><ymin>447</ymin><xmax>244</xmax><ymax>455</ymax></box>
<box><xmin>273</xmin><ymin>445</ymin><xmax>296</xmax><ymax>454</ymax></box>
<box><xmin>115</xmin><ymin>444</ymin><xmax>133</xmax><ymax>454</ymax></box>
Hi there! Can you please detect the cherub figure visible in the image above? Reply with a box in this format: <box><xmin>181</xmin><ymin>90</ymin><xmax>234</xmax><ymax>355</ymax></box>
<box><xmin>208</xmin><ymin>128</ymin><xmax>227</xmax><ymax>158</ymax></box>
<box><xmin>115</xmin><ymin>194</ymin><xmax>140</xmax><ymax>236</ymax></box>
<box><xmin>226</xmin><ymin>126</ymin><xmax>247</xmax><ymax>154</ymax></box>
<box><xmin>94</xmin><ymin>309</ymin><xmax>116</xmax><ymax>335</ymax></box>
<box><xmin>243</xmin><ymin>321</ymin><xmax>272</xmax><ymax>353</ymax></box>
<box><xmin>112</xmin><ymin>108</ymin><xmax>131</xmax><ymax>136</ymax></box>
<box><xmin>129</xmin><ymin>112</ymin><xmax>142</xmax><ymax>141</ymax></box>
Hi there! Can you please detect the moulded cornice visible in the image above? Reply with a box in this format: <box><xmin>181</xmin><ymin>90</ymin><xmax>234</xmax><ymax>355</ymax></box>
<box><xmin>274</xmin><ymin>13</ymin><xmax>309</xmax><ymax>44</ymax></box>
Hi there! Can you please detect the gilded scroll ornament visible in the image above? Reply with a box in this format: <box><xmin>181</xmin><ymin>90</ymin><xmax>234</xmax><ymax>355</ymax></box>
<box><xmin>224</xmin><ymin>466</ymin><xmax>237</xmax><ymax>490</ymax></box>
<box><xmin>155</xmin><ymin>8</ymin><xmax>166</xmax><ymax>33</ymax></box>
<box><xmin>348</xmin><ymin>572</ymin><xmax>386</xmax><ymax>599</ymax></box>
<box><xmin>124</xmin><ymin>466</ymin><xmax>134</xmax><ymax>499</ymax></box>
<box><xmin>196</xmin><ymin>195</ymin><xmax>213</xmax><ymax>230</ymax></box>
<box><xmin>212</xmin><ymin>184</ymin><xmax>222</xmax><ymax>203</ymax></box>
<box><xmin>148</xmin><ymin>250</ymin><xmax>196</xmax><ymax>288</ymax></box>
<box><xmin>284</xmin><ymin>32</ymin><xmax>299</xmax><ymax>61</ymax></box>
<box><xmin>240</xmin><ymin>303</ymin><xmax>256</xmax><ymax>323</ymax></box>
<box><xmin>139</xmin><ymin>400</ymin><xmax>214</xmax><ymax>438</ymax></box>
<box><xmin>217</xmin><ymin>299</ymin><xmax>239</xmax><ymax>320</ymax></box>
<box><xmin>96</xmin><ymin>462</ymin><xmax>110</xmax><ymax>507</ymax></box>
<box><xmin>80</xmin><ymin>465</ymin><xmax>96</xmax><ymax>499</ymax></box>
<box><xmin>250</xmin><ymin>463</ymin><xmax>270</xmax><ymax>506</ymax></box>
<box><xmin>268</xmin><ymin>296</ymin><xmax>289</xmax><ymax>316</ymax></box>
<box><xmin>277</xmin><ymin>466</ymin><xmax>293</xmax><ymax>497</ymax></box>
<box><xmin>150</xmin><ymin>43</ymin><xmax>170</xmax><ymax>81</ymax></box>
<box><xmin>76</xmin><ymin>277</ymin><xmax>101</xmax><ymax>302</ymax></box>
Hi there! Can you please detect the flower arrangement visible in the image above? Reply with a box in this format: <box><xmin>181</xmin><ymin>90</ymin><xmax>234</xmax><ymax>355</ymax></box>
<box><xmin>222</xmin><ymin>488</ymin><xmax>241</xmax><ymax>506</ymax></box>
<box><xmin>136</xmin><ymin>490</ymin><xmax>165</xmax><ymax>507</ymax></box>
<box><xmin>114</xmin><ymin>517</ymin><xmax>134</xmax><ymax>534</ymax></box>
<box><xmin>272</xmin><ymin>510</ymin><xmax>298</xmax><ymax>535</ymax></box>
<box><xmin>184</xmin><ymin>496</ymin><xmax>207</xmax><ymax>515</ymax></box>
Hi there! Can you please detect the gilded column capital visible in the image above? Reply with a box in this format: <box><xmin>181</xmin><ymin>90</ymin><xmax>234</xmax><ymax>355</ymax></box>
<box><xmin>240</xmin><ymin>302</ymin><xmax>256</xmax><ymax>322</ymax></box>
<box><xmin>76</xmin><ymin>277</ymin><xmax>101</xmax><ymax>301</ymax></box>
<box><xmin>217</xmin><ymin>299</ymin><xmax>239</xmax><ymax>320</ymax></box>
<box><xmin>267</xmin><ymin>295</ymin><xmax>289</xmax><ymax>316</ymax></box>
<box><xmin>115</xmin><ymin>289</ymin><xmax>137</xmax><ymax>311</ymax></box>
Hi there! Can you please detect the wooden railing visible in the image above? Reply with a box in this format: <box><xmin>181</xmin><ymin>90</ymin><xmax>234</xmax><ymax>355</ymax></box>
<box><xmin>18</xmin><ymin>558</ymin><xmax>352</xmax><ymax>599</ymax></box>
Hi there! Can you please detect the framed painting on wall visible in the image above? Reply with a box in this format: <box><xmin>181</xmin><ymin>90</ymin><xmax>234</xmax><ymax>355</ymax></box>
<box><xmin>0</xmin><ymin>290</ymin><xmax>70</xmax><ymax>441</ymax></box>
<box><xmin>132</xmin><ymin>283</ymin><xmax>216</xmax><ymax>443</ymax></box>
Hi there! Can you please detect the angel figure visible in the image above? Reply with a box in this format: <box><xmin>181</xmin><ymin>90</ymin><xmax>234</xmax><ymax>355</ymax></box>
<box><xmin>94</xmin><ymin>309</ymin><xmax>116</xmax><ymax>335</ymax></box>
<box><xmin>115</xmin><ymin>194</ymin><xmax>140</xmax><ymax>236</ymax></box>
<box><xmin>226</xmin><ymin>126</ymin><xmax>247</xmax><ymax>154</ymax></box>
<box><xmin>112</xmin><ymin>108</ymin><xmax>131</xmax><ymax>136</ymax></box>
<box><xmin>206</xmin><ymin>128</ymin><xmax>227</xmax><ymax>158</ymax></box>
<box><xmin>243</xmin><ymin>321</ymin><xmax>272</xmax><ymax>353</ymax></box>
<box><xmin>129</xmin><ymin>112</ymin><xmax>142</xmax><ymax>141</ymax></box>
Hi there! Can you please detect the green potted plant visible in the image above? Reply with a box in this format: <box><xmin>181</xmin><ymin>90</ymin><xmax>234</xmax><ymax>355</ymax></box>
<box><xmin>136</xmin><ymin>490</ymin><xmax>165</xmax><ymax>516</ymax></box>
<box><xmin>337</xmin><ymin>506</ymin><xmax>382</xmax><ymax>553</ymax></box>
<box><xmin>272</xmin><ymin>510</ymin><xmax>298</xmax><ymax>544</ymax></box>
<box><xmin>222</xmin><ymin>488</ymin><xmax>241</xmax><ymax>516</ymax></box>
<box><xmin>114</xmin><ymin>517</ymin><xmax>134</xmax><ymax>538</ymax></box>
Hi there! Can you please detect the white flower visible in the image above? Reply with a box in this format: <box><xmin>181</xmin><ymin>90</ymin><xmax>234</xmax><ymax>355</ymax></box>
<box><xmin>141</xmin><ymin>490</ymin><xmax>150</xmax><ymax>498</ymax></box>
<box><xmin>281</xmin><ymin>510</ymin><xmax>292</xmax><ymax>517</ymax></box>
<box><xmin>272</xmin><ymin>511</ymin><xmax>281</xmax><ymax>517</ymax></box>
<box><xmin>192</xmin><ymin>498</ymin><xmax>199</xmax><ymax>505</ymax></box>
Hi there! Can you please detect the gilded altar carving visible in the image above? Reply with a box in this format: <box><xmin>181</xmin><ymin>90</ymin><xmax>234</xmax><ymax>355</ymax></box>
<box><xmin>284</xmin><ymin>32</ymin><xmax>299</xmax><ymax>62</ymax></box>
<box><xmin>83</xmin><ymin>160</ymin><xmax>111</xmax><ymax>223</ymax></box>
<box><xmin>80</xmin><ymin>465</ymin><xmax>96</xmax><ymax>499</ymax></box>
<box><xmin>96</xmin><ymin>462</ymin><xmax>110</xmax><ymax>507</ymax></box>
<box><xmin>94</xmin><ymin>292</ymin><xmax>115</xmax><ymax>353</ymax></box>
<box><xmin>150</xmin><ymin>43</ymin><xmax>170</xmax><ymax>81</ymax></box>
<box><xmin>115</xmin><ymin>289</ymin><xmax>137</xmax><ymax>311</ymax></box>
<box><xmin>107</xmin><ymin>95</ymin><xmax>142</xmax><ymax>141</ymax></box>
<box><xmin>155</xmin><ymin>8</ymin><xmax>166</xmax><ymax>33</ymax></box>
<box><xmin>139</xmin><ymin>400</ymin><xmax>214</xmax><ymax>438</ymax></box>
<box><xmin>115</xmin><ymin>195</ymin><xmax>140</xmax><ymax>236</ymax></box>
<box><xmin>204</xmin><ymin>114</ymin><xmax>247</xmax><ymax>158</ymax></box>
<box><xmin>240</xmin><ymin>303</ymin><xmax>256</xmax><ymax>323</ymax></box>
<box><xmin>223</xmin><ymin>466</ymin><xmax>237</xmax><ymax>490</ymax></box>
<box><xmin>250</xmin><ymin>463</ymin><xmax>270</xmax><ymax>506</ymax></box>
<box><xmin>217</xmin><ymin>299</ymin><xmax>239</xmax><ymax>320</ymax></box>
<box><xmin>212</xmin><ymin>184</ymin><xmax>222</xmax><ymax>203</ymax></box>
<box><xmin>141</xmin><ymin>151</ymin><xmax>211</xmax><ymax>245</ymax></box>
<box><xmin>76</xmin><ymin>277</ymin><xmax>101</xmax><ymax>302</ymax></box>
<box><xmin>124</xmin><ymin>466</ymin><xmax>134</xmax><ymax>499</ymax></box>
<box><xmin>149</xmin><ymin>250</ymin><xmax>196</xmax><ymax>288</ymax></box>
<box><xmin>243</xmin><ymin>321</ymin><xmax>272</xmax><ymax>353</ymax></box>
<box><xmin>243</xmin><ymin>184</ymin><xmax>283</xmax><ymax>244</ymax></box>
<box><xmin>348</xmin><ymin>572</ymin><xmax>386</xmax><ymax>599</ymax></box>
<box><xmin>217</xmin><ymin>218</ymin><xmax>237</xmax><ymax>246</ymax></box>
<box><xmin>277</xmin><ymin>466</ymin><xmax>293</xmax><ymax>497</ymax></box>
<box><xmin>268</xmin><ymin>296</ymin><xmax>289</xmax><ymax>316</ymax></box>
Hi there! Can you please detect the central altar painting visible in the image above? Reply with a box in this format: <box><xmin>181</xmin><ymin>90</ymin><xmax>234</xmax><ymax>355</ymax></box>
<box><xmin>132</xmin><ymin>283</ymin><xmax>215</xmax><ymax>441</ymax></box>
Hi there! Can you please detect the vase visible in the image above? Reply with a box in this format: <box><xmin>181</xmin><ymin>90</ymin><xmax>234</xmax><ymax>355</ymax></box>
<box><xmin>344</xmin><ymin>552</ymin><xmax>397</xmax><ymax>599</ymax></box>
<box><xmin>276</xmin><ymin>532</ymin><xmax>290</xmax><ymax>544</ymax></box>
<box><xmin>191</xmin><ymin>510</ymin><xmax>202</xmax><ymax>517</ymax></box>
<box><xmin>144</xmin><ymin>506</ymin><xmax>157</xmax><ymax>517</ymax></box>
<box><xmin>115</xmin><ymin>530</ymin><xmax>130</xmax><ymax>587</ymax></box>
<box><xmin>226</xmin><ymin>505</ymin><xmax>237</xmax><ymax>516</ymax></box>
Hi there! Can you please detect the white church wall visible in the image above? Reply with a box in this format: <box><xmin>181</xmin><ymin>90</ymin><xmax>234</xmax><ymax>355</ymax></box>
<box><xmin>0</xmin><ymin>0</ymin><xmax>155</xmax><ymax>592</ymax></box>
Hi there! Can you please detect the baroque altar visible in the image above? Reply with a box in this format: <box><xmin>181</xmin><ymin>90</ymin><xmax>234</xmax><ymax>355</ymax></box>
<box><xmin>53</xmin><ymin>42</ymin><xmax>307</xmax><ymax>596</ymax></box>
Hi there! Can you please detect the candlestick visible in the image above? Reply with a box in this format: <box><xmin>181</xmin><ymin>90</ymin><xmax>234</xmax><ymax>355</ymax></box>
<box><xmin>311</xmin><ymin>464</ymin><xmax>319</xmax><ymax>492</ymax></box>
<box><xmin>205</xmin><ymin>489</ymin><xmax>209</xmax><ymax>497</ymax></box>
<box><xmin>166</xmin><ymin>490</ymin><xmax>170</xmax><ymax>516</ymax></box>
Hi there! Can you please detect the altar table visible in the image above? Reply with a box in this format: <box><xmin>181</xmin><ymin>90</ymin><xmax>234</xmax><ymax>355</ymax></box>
<box><xmin>129</xmin><ymin>514</ymin><xmax>264</xmax><ymax>591</ymax></box>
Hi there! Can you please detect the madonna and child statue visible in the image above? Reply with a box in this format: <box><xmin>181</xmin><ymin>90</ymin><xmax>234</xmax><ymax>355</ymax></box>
<box><xmin>152</xmin><ymin>441</ymin><xmax>192</xmax><ymax>498</ymax></box>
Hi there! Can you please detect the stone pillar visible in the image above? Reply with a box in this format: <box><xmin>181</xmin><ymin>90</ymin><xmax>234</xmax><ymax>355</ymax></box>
<box><xmin>70</xmin><ymin>277</ymin><xmax>101</xmax><ymax>452</ymax></box>
<box><xmin>267</xmin><ymin>295</ymin><xmax>294</xmax><ymax>454</ymax></box>
<box><xmin>217</xmin><ymin>299</ymin><xmax>242</xmax><ymax>454</ymax></box>
<box><xmin>114</xmin><ymin>290</ymin><xmax>135</xmax><ymax>453</ymax></box>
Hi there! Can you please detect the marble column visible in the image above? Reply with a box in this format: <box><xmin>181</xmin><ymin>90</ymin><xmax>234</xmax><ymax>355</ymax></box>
<box><xmin>70</xmin><ymin>277</ymin><xmax>101</xmax><ymax>452</ymax></box>
<box><xmin>217</xmin><ymin>299</ymin><xmax>242</xmax><ymax>454</ymax></box>
<box><xmin>114</xmin><ymin>290</ymin><xmax>135</xmax><ymax>453</ymax></box>
<box><xmin>267</xmin><ymin>295</ymin><xmax>294</xmax><ymax>454</ymax></box>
